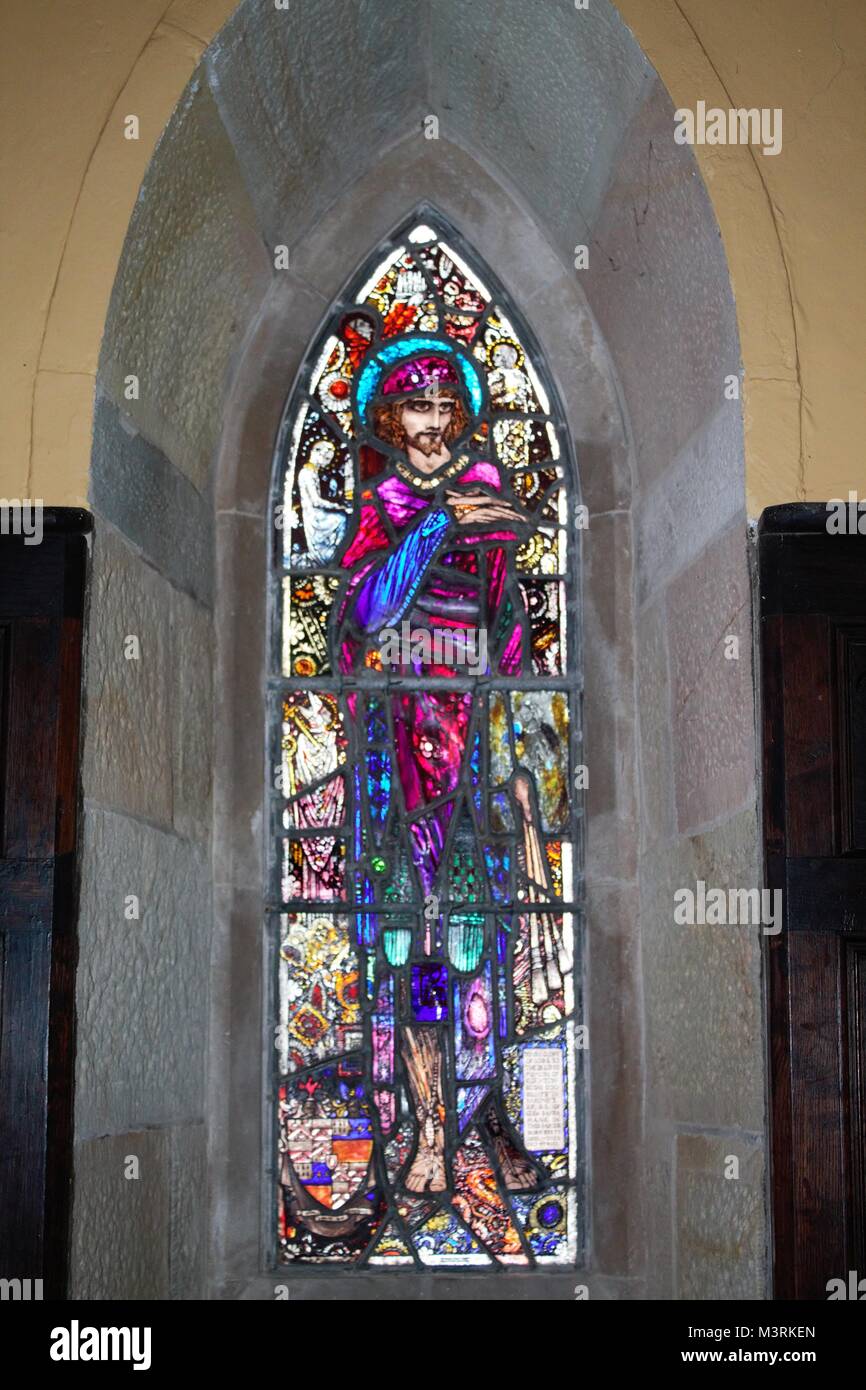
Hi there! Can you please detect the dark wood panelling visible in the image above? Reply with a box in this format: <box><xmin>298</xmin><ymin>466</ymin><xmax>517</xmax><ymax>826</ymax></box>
<box><xmin>846</xmin><ymin>943</ymin><xmax>866</xmax><ymax>1276</ymax></box>
<box><xmin>0</xmin><ymin>513</ymin><xmax>89</xmax><ymax>1300</ymax></box>
<box><xmin>836</xmin><ymin>626</ymin><xmax>866</xmax><ymax>855</ymax></box>
<box><xmin>760</xmin><ymin>506</ymin><xmax>866</xmax><ymax>1300</ymax></box>
<box><xmin>785</xmin><ymin>858</ymin><xmax>866</xmax><ymax>934</ymax></box>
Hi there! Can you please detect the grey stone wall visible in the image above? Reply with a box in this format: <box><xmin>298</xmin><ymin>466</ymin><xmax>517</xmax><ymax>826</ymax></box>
<box><xmin>73</xmin><ymin>490</ymin><xmax>217</xmax><ymax>1299</ymax></box>
<box><xmin>73</xmin><ymin>529</ymin><xmax>212</xmax><ymax>1296</ymax></box>
<box><xmin>74</xmin><ymin>74</ymin><xmax>269</xmax><ymax>1299</ymax></box>
<box><xmin>584</xmin><ymin>81</ymin><xmax>765</xmax><ymax>1297</ymax></box>
<box><xmin>77</xmin><ymin>0</ymin><xmax>765</xmax><ymax>1300</ymax></box>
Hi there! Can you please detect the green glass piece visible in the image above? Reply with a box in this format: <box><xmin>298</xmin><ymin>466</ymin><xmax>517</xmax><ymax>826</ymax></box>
<box><xmin>448</xmin><ymin>912</ymin><xmax>485</xmax><ymax>973</ymax></box>
<box><xmin>494</xmin><ymin>597</ymin><xmax>514</xmax><ymax>650</ymax></box>
<box><xmin>383</xmin><ymin>927</ymin><xmax>412</xmax><ymax>968</ymax></box>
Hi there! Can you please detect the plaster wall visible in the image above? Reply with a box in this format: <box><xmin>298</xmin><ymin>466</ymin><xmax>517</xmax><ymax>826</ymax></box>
<box><xmin>2</xmin><ymin>0</ymin><xmax>863</xmax><ymax>513</ymax></box>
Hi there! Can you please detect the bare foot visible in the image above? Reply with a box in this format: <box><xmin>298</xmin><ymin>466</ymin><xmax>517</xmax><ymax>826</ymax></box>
<box><xmin>405</xmin><ymin>1145</ymin><xmax>447</xmax><ymax>1193</ymax></box>
<box><xmin>483</xmin><ymin>1104</ymin><xmax>539</xmax><ymax>1190</ymax></box>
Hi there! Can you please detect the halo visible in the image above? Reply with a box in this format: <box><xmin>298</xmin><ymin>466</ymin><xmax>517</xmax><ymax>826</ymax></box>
<box><xmin>487</xmin><ymin>336</ymin><xmax>524</xmax><ymax>370</ymax></box>
<box><xmin>355</xmin><ymin>335</ymin><xmax>485</xmax><ymax>423</ymax></box>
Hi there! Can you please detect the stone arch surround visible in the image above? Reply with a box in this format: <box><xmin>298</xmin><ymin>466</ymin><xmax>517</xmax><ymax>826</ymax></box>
<box><xmin>75</xmin><ymin>0</ymin><xmax>764</xmax><ymax>1300</ymax></box>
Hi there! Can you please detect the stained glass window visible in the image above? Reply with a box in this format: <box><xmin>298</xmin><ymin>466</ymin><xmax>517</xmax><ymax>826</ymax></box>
<box><xmin>269</xmin><ymin>211</ymin><xmax>584</xmax><ymax>1269</ymax></box>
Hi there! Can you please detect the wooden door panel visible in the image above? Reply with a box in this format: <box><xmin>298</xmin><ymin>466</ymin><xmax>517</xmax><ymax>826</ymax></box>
<box><xmin>779</xmin><ymin>613</ymin><xmax>834</xmax><ymax>858</ymax></box>
<box><xmin>0</xmin><ymin>513</ymin><xmax>88</xmax><ymax>1299</ymax></box>
<box><xmin>760</xmin><ymin>507</ymin><xmax>866</xmax><ymax>1300</ymax></box>
<box><xmin>0</xmin><ymin>929</ymin><xmax>51</xmax><ymax>1273</ymax></box>
<box><xmin>3</xmin><ymin>618</ymin><xmax>61</xmax><ymax>857</ymax></box>
<box><xmin>847</xmin><ymin>941</ymin><xmax>866</xmax><ymax>1268</ymax></box>
<box><xmin>787</xmin><ymin>931</ymin><xmax>847</xmax><ymax>1291</ymax></box>
<box><xmin>836</xmin><ymin>626</ymin><xmax>866</xmax><ymax>855</ymax></box>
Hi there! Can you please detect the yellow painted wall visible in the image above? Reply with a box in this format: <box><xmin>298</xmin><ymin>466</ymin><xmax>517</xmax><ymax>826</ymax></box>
<box><xmin>1</xmin><ymin>0</ymin><xmax>863</xmax><ymax>513</ymax></box>
<box><xmin>0</xmin><ymin>0</ymin><xmax>236</xmax><ymax>506</ymax></box>
<box><xmin>617</xmin><ymin>0</ymin><xmax>866</xmax><ymax>511</ymax></box>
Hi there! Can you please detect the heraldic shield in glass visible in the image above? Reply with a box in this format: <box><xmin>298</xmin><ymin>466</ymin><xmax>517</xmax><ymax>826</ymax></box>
<box><xmin>270</xmin><ymin>212</ymin><xmax>584</xmax><ymax>1269</ymax></box>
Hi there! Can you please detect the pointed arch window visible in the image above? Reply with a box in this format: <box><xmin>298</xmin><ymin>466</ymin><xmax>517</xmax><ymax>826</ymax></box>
<box><xmin>269</xmin><ymin>210</ymin><xmax>584</xmax><ymax>1269</ymax></box>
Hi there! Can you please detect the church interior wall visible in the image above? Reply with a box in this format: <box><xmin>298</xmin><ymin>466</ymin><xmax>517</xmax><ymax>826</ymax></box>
<box><xmin>61</xmin><ymin>0</ymin><xmax>764</xmax><ymax>1298</ymax></box>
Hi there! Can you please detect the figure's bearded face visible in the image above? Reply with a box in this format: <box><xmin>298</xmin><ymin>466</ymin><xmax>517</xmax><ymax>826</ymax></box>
<box><xmin>372</xmin><ymin>387</ymin><xmax>469</xmax><ymax>470</ymax></box>
<box><xmin>401</xmin><ymin>393</ymin><xmax>457</xmax><ymax>456</ymax></box>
